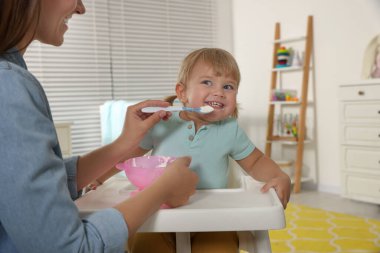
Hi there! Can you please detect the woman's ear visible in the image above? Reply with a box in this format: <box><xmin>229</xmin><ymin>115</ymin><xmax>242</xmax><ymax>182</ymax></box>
<box><xmin>175</xmin><ymin>83</ymin><xmax>188</xmax><ymax>103</ymax></box>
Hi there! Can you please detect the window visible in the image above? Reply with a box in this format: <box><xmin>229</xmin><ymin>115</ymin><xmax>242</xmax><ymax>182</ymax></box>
<box><xmin>25</xmin><ymin>0</ymin><xmax>227</xmax><ymax>155</ymax></box>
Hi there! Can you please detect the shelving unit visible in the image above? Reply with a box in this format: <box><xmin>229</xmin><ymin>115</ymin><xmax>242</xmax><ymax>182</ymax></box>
<box><xmin>265</xmin><ymin>16</ymin><xmax>314</xmax><ymax>193</ymax></box>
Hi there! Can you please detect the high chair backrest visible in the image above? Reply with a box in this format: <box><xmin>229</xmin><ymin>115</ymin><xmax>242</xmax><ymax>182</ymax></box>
<box><xmin>100</xmin><ymin>100</ymin><xmax>140</xmax><ymax>145</ymax></box>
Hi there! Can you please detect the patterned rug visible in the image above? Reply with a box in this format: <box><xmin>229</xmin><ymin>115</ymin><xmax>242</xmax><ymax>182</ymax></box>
<box><xmin>269</xmin><ymin>203</ymin><xmax>380</xmax><ymax>253</ymax></box>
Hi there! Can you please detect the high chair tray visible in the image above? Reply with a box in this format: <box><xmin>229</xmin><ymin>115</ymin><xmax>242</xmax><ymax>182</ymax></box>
<box><xmin>76</xmin><ymin>177</ymin><xmax>285</xmax><ymax>232</ymax></box>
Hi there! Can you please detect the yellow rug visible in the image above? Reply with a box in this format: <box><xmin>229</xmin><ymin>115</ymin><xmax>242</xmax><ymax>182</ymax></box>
<box><xmin>269</xmin><ymin>203</ymin><xmax>380</xmax><ymax>253</ymax></box>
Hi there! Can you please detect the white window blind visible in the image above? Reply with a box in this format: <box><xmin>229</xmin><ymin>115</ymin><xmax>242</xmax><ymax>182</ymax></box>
<box><xmin>25</xmin><ymin>0</ymin><xmax>218</xmax><ymax>156</ymax></box>
<box><xmin>109</xmin><ymin>0</ymin><xmax>216</xmax><ymax>100</ymax></box>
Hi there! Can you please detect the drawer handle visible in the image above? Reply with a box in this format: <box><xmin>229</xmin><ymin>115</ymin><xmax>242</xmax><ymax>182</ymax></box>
<box><xmin>358</xmin><ymin>90</ymin><xmax>365</xmax><ymax>96</ymax></box>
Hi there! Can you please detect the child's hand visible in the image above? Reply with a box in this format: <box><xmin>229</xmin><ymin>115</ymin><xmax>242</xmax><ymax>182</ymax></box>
<box><xmin>260</xmin><ymin>174</ymin><xmax>291</xmax><ymax>209</ymax></box>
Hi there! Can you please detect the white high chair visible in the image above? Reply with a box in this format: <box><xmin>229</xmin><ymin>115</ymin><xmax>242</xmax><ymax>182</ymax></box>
<box><xmin>76</xmin><ymin>167</ymin><xmax>285</xmax><ymax>253</ymax></box>
<box><xmin>96</xmin><ymin>102</ymin><xmax>286</xmax><ymax>252</ymax></box>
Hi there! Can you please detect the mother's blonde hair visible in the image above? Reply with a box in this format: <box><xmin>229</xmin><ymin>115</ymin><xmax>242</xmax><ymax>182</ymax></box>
<box><xmin>166</xmin><ymin>48</ymin><xmax>241</xmax><ymax>118</ymax></box>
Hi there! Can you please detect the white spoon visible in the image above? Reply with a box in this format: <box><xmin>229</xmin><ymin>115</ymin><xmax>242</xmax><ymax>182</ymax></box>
<box><xmin>142</xmin><ymin>105</ymin><xmax>214</xmax><ymax>114</ymax></box>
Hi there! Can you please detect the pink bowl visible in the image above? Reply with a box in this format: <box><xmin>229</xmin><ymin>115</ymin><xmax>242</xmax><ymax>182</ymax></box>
<box><xmin>116</xmin><ymin>155</ymin><xmax>176</xmax><ymax>190</ymax></box>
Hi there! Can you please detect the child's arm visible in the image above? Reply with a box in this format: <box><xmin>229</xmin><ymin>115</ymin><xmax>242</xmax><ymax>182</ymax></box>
<box><xmin>237</xmin><ymin>148</ymin><xmax>291</xmax><ymax>208</ymax></box>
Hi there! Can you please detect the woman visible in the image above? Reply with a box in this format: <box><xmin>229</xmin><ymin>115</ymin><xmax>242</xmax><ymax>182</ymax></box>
<box><xmin>0</xmin><ymin>1</ymin><xmax>198</xmax><ymax>252</ymax></box>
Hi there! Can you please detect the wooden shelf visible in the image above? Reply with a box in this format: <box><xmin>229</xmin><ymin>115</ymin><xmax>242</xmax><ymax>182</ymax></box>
<box><xmin>269</xmin><ymin>101</ymin><xmax>301</xmax><ymax>105</ymax></box>
<box><xmin>291</xmin><ymin>176</ymin><xmax>313</xmax><ymax>185</ymax></box>
<box><xmin>265</xmin><ymin>16</ymin><xmax>314</xmax><ymax>193</ymax></box>
<box><xmin>274</xmin><ymin>36</ymin><xmax>307</xmax><ymax>44</ymax></box>
<box><xmin>269</xmin><ymin>136</ymin><xmax>297</xmax><ymax>142</ymax></box>
<box><xmin>282</xmin><ymin>140</ymin><xmax>312</xmax><ymax>145</ymax></box>
<box><xmin>272</xmin><ymin>66</ymin><xmax>303</xmax><ymax>72</ymax></box>
<box><xmin>269</xmin><ymin>141</ymin><xmax>312</xmax><ymax>146</ymax></box>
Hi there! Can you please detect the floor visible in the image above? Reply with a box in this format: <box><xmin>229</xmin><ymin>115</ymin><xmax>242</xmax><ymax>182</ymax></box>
<box><xmin>290</xmin><ymin>190</ymin><xmax>380</xmax><ymax>220</ymax></box>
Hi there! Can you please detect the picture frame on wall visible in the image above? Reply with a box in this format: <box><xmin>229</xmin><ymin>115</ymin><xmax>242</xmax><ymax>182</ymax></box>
<box><xmin>361</xmin><ymin>34</ymin><xmax>380</xmax><ymax>79</ymax></box>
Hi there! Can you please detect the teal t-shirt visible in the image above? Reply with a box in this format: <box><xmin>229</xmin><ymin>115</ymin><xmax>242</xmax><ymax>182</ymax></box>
<box><xmin>140</xmin><ymin>112</ymin><xmax>255</xmax><ymax>189</ymax></box>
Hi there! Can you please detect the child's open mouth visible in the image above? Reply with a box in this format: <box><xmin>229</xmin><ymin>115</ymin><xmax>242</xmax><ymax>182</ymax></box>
<box><xmin>205</xmin><ymin>101</ymin><xmax>224</xmax><ymax>109</ymax></box>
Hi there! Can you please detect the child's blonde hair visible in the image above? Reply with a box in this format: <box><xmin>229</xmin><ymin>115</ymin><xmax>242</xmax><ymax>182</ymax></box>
<box><xmin>166</xmin><ymin>48</ymin><xmax>240</xmax><ymax>118</ymax></box>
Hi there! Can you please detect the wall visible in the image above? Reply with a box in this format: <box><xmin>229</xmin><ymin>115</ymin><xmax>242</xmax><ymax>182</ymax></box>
<box><xmin>215</xmin><ymin>0</ymin><xmax>234</xmax><ymax>52</ymax></box>
<box><xmin>232</xmin><ymin>0</ymin><xmax>380</xmax><ymax>193</ymax></box>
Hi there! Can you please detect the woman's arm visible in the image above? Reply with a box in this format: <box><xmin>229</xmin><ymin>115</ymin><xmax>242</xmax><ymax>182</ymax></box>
<box><xmin>114</xmin><ymin>156</ymin><xmax>198</xmax><ymax>236</ymax></box>
<box><xmin>237</xmin><ymin>148</ymin><xmax>291</xmax><ymax>208</ymax></box>
<box><xmin>76</xmin><ymin>100</ymin><xmax>198</xmax><ymax>236</ymax></box>
<box><xmin>0</xmin><ymin>72</ymin><xmax>132</xmax><ymax>253</ymax></box>
<box><xmin>76</xmin><ymin>100</ymin><xmax>171</xmax><ymax>190</ymax></box>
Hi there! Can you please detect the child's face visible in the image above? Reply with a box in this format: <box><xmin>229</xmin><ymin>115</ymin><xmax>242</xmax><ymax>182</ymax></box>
<box><xmin>176</xmin><ymin>60</ymin><xmax>238</xmax><ymax>122</ymax></box>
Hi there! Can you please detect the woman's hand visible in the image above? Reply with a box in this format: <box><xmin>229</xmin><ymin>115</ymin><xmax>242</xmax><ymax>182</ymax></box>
<box><xmin>77</xmin><ymin>100</ymin><xmax>171</xmax><ymax>189</ymax></box>
<box><xmin>156</xmin><ymin>156</ymin><xmax>199</xmax><ymax>207</ymax></box>
<box><xmin>116</xmin><ymin>100</ymin><xmax>171</xmax><ymax>150</ymax></box>
<box><xmin>114</xmin><ymin>156</ymin><xmax>198</xmax><ymax>235</ymax></box>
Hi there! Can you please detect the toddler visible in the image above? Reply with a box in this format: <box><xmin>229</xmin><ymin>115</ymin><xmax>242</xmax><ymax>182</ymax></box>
<box><xmin>126</xmin><ymin>48</ymin><xmax>291</xmax><ymax>253</ymax></box>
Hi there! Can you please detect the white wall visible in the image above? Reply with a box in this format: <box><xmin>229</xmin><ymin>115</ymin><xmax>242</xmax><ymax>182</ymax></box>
<box><xmin>232</xmin><ymin>0</ymin><xmax>380</xmax><ymax>193</ymax></box>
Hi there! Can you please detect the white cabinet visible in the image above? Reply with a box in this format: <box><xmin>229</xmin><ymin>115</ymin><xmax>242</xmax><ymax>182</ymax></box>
<box><xmin>339</xmin><ymin>80</ymin><xmax>380</xmax><ymax>204</ymax></box>
<box><xmin>55</xmin><ymin>122</ymin><xmax>72</xmax><ymax>157</ymax></box>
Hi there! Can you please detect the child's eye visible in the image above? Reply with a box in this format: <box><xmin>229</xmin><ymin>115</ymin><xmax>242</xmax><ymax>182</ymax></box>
<box><xmin>201</xmin><ymin>80</ymin><xmax>213</xmax><ymax>86</ymax></box>
<box><xmin>224</xmin><ymin>84</ymin><xmax>236</xmax><ymax>91</ymax></box>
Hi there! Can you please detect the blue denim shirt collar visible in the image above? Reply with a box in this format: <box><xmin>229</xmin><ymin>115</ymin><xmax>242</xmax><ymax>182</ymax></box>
<box><xmin>1</xmin><ymin>48</ymin><xmax>27</xmax><ymax>70</ymax></box>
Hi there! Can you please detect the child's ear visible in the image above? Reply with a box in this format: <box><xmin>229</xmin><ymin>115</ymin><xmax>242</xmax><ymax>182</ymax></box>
<box><xmin>175</xmin><ymin>83</ymin><xmax>188</xmax><ymax>103</ymax></box>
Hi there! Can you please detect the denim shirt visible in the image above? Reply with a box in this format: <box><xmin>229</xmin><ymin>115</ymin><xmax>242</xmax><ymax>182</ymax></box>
<box><xmin>0</xmin><ymin>49</ymin><xmax>128</xmax><ymax>253</ymax></box>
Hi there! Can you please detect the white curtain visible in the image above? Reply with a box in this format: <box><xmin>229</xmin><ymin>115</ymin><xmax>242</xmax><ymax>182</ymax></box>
<box><xmin>25</xmin><ymin>0</ymin><xmax>218</xmax><ymax>155</ymax></box>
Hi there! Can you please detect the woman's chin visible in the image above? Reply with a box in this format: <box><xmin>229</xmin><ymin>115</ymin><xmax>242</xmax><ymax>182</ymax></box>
<box><xmin>52</xmin><ymin>36</ymin><xmax>65</xmax><ymax>46</ymax></box>
<box><xmin>38</xmin><ymin>37</ymin><xmax>64</xmax><ymax>47</ymax></box>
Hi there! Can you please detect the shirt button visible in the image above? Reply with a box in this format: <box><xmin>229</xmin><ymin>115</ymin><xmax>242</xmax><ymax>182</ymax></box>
<box><xmin>188</xmin><ymin>135</ymin><xmax>194</xmax><ymax>141</ymax></box>
<box><xmin>187</xmin><ymin>124</ymin><xmax>192</xmax><ymax>129</ymax></box>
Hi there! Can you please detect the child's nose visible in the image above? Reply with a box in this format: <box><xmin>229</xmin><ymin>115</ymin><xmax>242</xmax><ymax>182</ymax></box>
<box><xmin>212</xmin><ymin>87</ymin><xmax>225</xmax><ymax>98</ymax></box>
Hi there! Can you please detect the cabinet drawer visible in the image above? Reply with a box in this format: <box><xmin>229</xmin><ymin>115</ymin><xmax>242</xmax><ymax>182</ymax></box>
<box><xmin>341</xmin><ymin>102</ymin><xmax>380</xmax><ymax>123</ymax></box>
<box><xmin>339</xmin><ymin>84</ymin><xmax>380</xmax><ymax>101</ymax></box>
<box><xmin>343</xmin><ymin>125</ymin><xmax>380</xmax><ymax>146</ymax></box>
<box><xmin>342</xmin><ymin>146</ymin><xmax>380</xmax><ymax>172</ymax></box>
<box><xmin>345</xmin><ymin>174</ymin><xmax>380</xmax><ymax>200</ymax></box>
